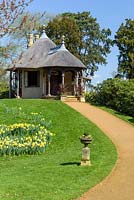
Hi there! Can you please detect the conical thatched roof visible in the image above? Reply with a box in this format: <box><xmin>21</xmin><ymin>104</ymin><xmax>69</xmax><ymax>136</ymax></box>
<box><xmin>14</xmin><ymin>37</ymin><xmax>56</xmax><ymax>69</ymax></box>
<box><xmin>9</xmin><ymin>31</ymin><xmax>86</xmax><ymax>70</ymax></box>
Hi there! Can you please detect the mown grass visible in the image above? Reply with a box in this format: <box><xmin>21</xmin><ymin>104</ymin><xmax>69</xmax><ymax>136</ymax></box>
<box><xmin>0</xmin><ymin>99</ymin><xmax>117</xmax><ymax>200</ymax></box>
<box><xmin>98</xmin><ymin>106</ymin><xmax>134</xmax><ymax>126</ymax></box>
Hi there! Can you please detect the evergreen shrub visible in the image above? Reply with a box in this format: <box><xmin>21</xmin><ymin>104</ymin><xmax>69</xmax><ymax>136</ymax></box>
<box><xmin>85</xmin><ymin>78</ymin><xmax>134</xmax><ymax>117</ymax></box>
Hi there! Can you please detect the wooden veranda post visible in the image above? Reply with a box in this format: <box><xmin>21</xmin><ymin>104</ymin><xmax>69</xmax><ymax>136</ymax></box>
<box><xmin>9</xmin><ymin>71</ymin><xmax>12</xmax><ymax>98</ymax></box>
<box><xmin>62</xmin><ymin>71</ymin><xmax>65</xmax><ymax>94</ymax></box>
<box><xmin>16</xmin><ymin>71</ymin><xmax>20</xmax><ymax>98</ymax></box>
<box><xmin>48</xmin><ymin>70</ymin><xmax>51</xmax><ymax>96</ymax></box>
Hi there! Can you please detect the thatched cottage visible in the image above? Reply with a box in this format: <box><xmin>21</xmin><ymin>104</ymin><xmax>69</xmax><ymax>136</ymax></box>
<box><xmin>8</xmin><ymin>28</ymin><xmax>87</xmax><ymax>100</ymax></box>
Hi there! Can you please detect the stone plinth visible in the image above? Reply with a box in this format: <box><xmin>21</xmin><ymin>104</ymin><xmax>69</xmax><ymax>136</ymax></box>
<box><xmin>81</xmin><ymin>146</ymin><xmax>91</xmax><ymax>166</ymax></box>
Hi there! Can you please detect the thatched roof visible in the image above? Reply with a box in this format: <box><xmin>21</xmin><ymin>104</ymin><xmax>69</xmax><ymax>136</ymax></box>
<box><xmin>9</xmin><ymin>31</ymin><xmax>86</xmax><ymax>70</ymax></box>
<box><xmin>41</xmin><ymin>45</ymin><xmax>86</xmax><ymax>68</ymax></box>
<box><xmin>13</xmin><ymin>37</ymin><xmax>56</xmax><ymax>69</ymax></box>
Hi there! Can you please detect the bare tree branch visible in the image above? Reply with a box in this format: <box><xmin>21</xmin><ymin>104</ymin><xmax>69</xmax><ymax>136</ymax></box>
<box><xmin>0</xmin><ymin>0</ymin><xmax>33</xmax><ymax>37</ymax></box>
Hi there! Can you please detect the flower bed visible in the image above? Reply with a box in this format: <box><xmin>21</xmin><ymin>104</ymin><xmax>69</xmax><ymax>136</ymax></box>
<box><xmin>0</xmin><ymin>123</ymin><xmax>54</xmax><ymax>156</ymax></box>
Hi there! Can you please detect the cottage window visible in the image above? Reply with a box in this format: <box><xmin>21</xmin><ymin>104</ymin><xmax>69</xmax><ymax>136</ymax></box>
<box><xmin>26</xmin><ymin>71</ymin><xmax>40</xmax><ymax>87</ymax></box>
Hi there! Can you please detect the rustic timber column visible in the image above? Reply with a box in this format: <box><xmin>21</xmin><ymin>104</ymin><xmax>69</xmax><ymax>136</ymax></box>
<box><xmin>62</xmin><ymin>71</ymin><xmax>65</xmax><ymax>91</ymax></box>
<box><xmin>42</xmin><ymin>70</ymin><xmax>46</xmax><ymax>96</ymax></box>
<box><xmin>81</xmin><ymin>71</ymin><xmax>84</xmax><ymax>95</ymax></box>
<box><xmin>76</xmin><ymin>71</ymin><xmax>79</xmax><ymax>95</ymax></box>
<box><xmin>16</xmin><ymin>71</ymin><xmax>20</xmax><ymax>98</ymax></box>
<box><xmin>9</xmin><ymin>71</ymin><xmax>12</xmax><ymax>98</ymax></box>
<box><xmin>81</xmin><ymin>77</ymin><xmax>84</xmax><ymax>86</ymax></box>
<box><xmin>48</xmin><ymin>70</ymin><xmax>51</xmax><ymax>96</ymax></box>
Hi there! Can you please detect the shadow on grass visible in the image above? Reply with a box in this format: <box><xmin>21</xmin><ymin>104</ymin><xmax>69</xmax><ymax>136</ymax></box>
<box><xmin>60</xmin><ymin>162</ymin><xmax>80</xmax><ymax>166</ymax></box>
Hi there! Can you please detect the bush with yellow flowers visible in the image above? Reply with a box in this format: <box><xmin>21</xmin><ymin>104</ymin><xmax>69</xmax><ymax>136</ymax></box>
<box><xmin>0</xmin><ymin>123</ymin><xmax>54</xmax><ymax>156</ymax></box>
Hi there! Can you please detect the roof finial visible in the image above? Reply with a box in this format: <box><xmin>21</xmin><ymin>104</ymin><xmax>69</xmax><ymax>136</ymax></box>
<box><xmin>42</xmin><ymin>24</ymin><xmax>46</xmax><ymax>32</ymax></box>
<box><xmin>48</xmin><ymin>34</ymin><xmax>68</xmax><ymax>54</ymax></box>
<box><xmin>62</xmin><ymin>35</ymin><xmax>65</xmax><ymax>44</ymax></box>
<box><xmin>60</xmin><ymin>35</ymin><xmax>67</xmax><ymax>50</ymax></box>
<box><xmin>40</xmin><ymin>24</ymin><xmax>48</xmax><ymax>39</ymax></box>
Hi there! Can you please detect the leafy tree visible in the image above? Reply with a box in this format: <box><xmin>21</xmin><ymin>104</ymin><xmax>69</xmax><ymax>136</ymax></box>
<box><xmin>46</xmin><ymin>12</ymin><xmax>112</xmax><ymax>76</ymax></box>
<box><xmin>114</xmin><ymin>19</ymin><xmax>134</xmax><ymax>79</ymax></box>
<box><xmin>46</xmin><ymin>16</ymin><xmax>81</xmax><ymax>59</ymax></box>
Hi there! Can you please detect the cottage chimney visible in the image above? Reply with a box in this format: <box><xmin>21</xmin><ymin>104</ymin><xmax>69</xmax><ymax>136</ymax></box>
<box><xmin>27</xmin><ymin>33</ymin><xmax>34</xmax><ymax>48</ymax></box>
<box><xmin>35</xmin><ymin>34</ymin><xmax>39</xmax><ymax>41</ymax></box>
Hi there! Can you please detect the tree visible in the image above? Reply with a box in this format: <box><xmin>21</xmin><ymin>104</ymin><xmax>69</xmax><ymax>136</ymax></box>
<box><xmin>85</xmin><ymin>78</ymin><xmax>134</xmax><ymax>117</ymax></box>
<box><xmin>114</xmin><ymin>19</ymin><xmax>134</xmax><ymax>79</ymax></box>
<box><xmin>46</xmin><ymin>16</ymin><xmax>81</xmax><ymax>59</ymax></box>
<box><xmin>0</xmin><ymin>0</ymin><xmax>33</xmax><ymax>81</ymax></box>
<box><xmin>0</xmin><ymin>0</ymin><xmax>33</xmax><ymax>37</ymax></box>
<box><xmin>11</xmin><ymin>11</ymin><xmax>49</xmax><ymax>39</ymax></box>
<box><xmin>0</xmin><ymin>68</ymin><xmax>6</xmax><ymax>78</ymax></box>
<box><xmin>46</xmin><ymin>12</ymin><xmax>112</xmax><ymax>76</ymax></box>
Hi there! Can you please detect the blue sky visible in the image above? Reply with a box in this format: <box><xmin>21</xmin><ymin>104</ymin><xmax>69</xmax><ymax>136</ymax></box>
<box><xmin>27</xmin><ymin>0</ymin><xmax>134</xmax><ymax>85</ymax></box>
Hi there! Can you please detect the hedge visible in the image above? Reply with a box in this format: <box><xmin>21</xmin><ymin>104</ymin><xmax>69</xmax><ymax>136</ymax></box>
<box><xmin>85</xmin><ymin>78</ymin><xmax>134</xmax><ymax>117</ymax></box>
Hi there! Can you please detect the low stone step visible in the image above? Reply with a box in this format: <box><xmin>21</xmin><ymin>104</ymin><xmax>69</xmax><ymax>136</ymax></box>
<box><xmin>65</xmin><ymin>98</ymin><xmax>78</xmax><ymax>102</ymax></box>
<box><xmin>61</xmin><ymin>96</ymin><xmax>78</xmax><ymax>102</ymax></box>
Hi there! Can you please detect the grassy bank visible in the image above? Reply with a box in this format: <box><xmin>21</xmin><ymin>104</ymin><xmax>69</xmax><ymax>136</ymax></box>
<box><xmin>0</xmin><ymin>99</ymin><xmax>117</xmax><ymax>200</ymax></box>
<box><xmin>99</xmin><ymin>106</ymin><xmax>134</xmax><ymax>126</ymax></box>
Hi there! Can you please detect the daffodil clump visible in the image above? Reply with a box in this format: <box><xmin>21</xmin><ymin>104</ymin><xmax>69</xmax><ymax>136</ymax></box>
<box><xmin>0</xmin><ymin>123</ymin><xmax>54</xmax><ymax>156</ymax></box>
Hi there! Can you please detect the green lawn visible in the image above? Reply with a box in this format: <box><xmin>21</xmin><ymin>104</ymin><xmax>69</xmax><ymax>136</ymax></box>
<box><xmin>0</xmin><ymin>99</ymin><xmax>117</xmax><ymax>200</ymax></box>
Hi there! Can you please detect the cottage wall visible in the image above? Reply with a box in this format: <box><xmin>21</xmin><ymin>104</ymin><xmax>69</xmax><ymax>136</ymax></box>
<box><xmin>21</xmin><ymin>69</ymin><xmax>44</xmax><ymax>98</ymax></box>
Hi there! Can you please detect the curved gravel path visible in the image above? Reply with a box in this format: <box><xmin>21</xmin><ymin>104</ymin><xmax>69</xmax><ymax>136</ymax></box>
<box><xmin>65</xmin><ymin>102</ymin><xmax>134</xmax><ymax>200</ymax></box>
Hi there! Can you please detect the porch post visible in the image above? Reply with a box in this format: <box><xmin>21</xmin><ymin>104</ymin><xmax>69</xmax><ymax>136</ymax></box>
<box><xmin>48</xmin><ymin>70</ymin><xmax>51</xmax><ymax>96</ymax></box>
<box><xmin>9</xmin><ymin>71</ymin><xmax>12</xmax><ymax>98</ymax></box>
<box><xmin>16</xmin><ymin>71</ymin><xmax>20</xmax><ymax>98</ymax></box>
<box><xmin>81</xmin><ymin>71</ymin><xmax>84</xmax><ymax>95</ymax></box>
<box><xmin>76</xmin><ymin>71</ymin><xmax>79</xmax><ymax>95</ymax></box>
<box><xmin>62</xmin><ymin>71</ymin><xmax>65</xmax><ymax>94</ymax></box>
<box><xmin>42</xmin><ymin>71</ymin><xmax>46</xmax><ymax>96</ymax></box>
